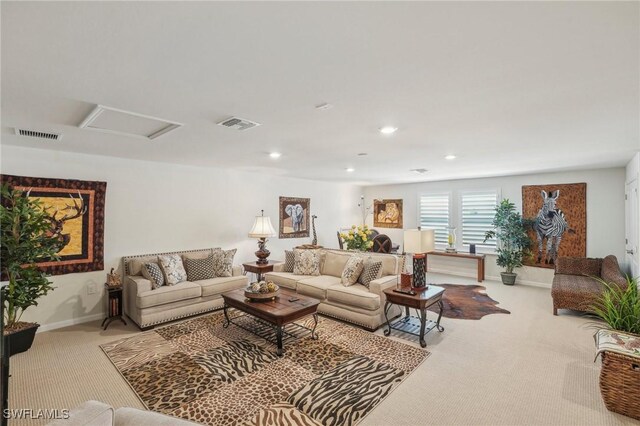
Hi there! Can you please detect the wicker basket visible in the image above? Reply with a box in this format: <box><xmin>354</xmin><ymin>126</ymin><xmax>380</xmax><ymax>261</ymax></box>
<box><xmin>599</xmin><ymin>351</ymin><xmax>640</xmax><ymax>420</ymax></box>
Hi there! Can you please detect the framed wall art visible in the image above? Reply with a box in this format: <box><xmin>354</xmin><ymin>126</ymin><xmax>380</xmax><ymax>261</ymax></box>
<box><xmin>373</xmin><ymin>199</ymin><xmax>403</xmax><ymax>229</ymax></box>
<box><xmin>279</xmin><ymin>196</ymin><xmax>310</xmax><ymax>238</ymax></box>
<box><xmin>522</xmin><ymin>183</ymin><xmax>586</xmax><ymax>268</ymax></box>
<box><xmin>1</xmin><ymin>174</ymin><xmax>107</xmax><ymax>275</ymax></box>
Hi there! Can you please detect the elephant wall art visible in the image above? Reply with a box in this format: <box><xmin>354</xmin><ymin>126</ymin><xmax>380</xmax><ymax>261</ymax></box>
<box><xmin>279</xmin><ymin>196</ymin><xmax>310</xmax><ymax>238</ymax></box>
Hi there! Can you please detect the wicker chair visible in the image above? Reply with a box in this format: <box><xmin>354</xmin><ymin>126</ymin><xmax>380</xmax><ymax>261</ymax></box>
<box><xmin>551</xmin><ymin>255</ymin><xmax>627</xmax><ymax>315</ymax></box>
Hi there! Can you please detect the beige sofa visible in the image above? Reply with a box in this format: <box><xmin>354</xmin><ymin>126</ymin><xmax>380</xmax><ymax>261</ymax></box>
<box><xmin>122</xmin><ymin>248</ymin><xmax>248</xmax><ymax>329</ymax></box>
<box><xmin>48</xmin><ymin>400</ymin><xmax>200</xmax><ymax>426</ymax></box>
<box><xmin>265</xmin><ymin>249</ymin><xmax>404</xmax><ymax>331</ymax></box>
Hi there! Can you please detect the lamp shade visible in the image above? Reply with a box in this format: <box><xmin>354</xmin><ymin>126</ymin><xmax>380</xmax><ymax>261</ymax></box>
<box><xmin>248</xmin><ymin>215</ymin><xmax>276</xmax><ymax>238</ymax></box>
<box><xmin>403</xmin><ymin>229</ymin><xmax>435</xmax><ymax>253</ymax></box>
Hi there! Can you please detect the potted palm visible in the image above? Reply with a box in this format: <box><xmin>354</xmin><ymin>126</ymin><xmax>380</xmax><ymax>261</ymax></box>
<box><xmin>591</xmin><ymin>276</ymin><xmax>640</xmax><ymax>334</ymax></box>
<box><xmin>484</xmin><ymin>199</ymin><xmax>531</xmax><ymax>285</ymax></box>
<box><xmin>1</xmin><ymin>185</ymin><xmax>61</xmax><ymax>356</ymax></box>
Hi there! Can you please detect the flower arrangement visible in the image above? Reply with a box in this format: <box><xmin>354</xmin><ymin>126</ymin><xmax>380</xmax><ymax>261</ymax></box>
<box><xmin>340</xmin><ymin>225</ymin><xmax>373</xmax><ymax>251</ymax></box>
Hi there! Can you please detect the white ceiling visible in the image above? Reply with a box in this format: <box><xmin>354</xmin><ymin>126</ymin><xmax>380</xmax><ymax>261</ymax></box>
<box><xmin>1</xmin><ymin>1</ymin><xmax>639</xmax><ymax>185</ymax></box>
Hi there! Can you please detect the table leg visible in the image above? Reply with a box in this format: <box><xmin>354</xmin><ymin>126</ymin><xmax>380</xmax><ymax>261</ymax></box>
<box><xmin>256</xmin><ymin>272</ymin><xmax>263</xmax><ymax>282</ymax></box>
<box><xmin>311</xmin><ymin>314</ymin><xmax>319</xmax><ymax>340</ymax></box>
<box><xmin>478</xmin><ymin>258</ymin><xmax>484</xmax><ymax>282</ymax></box>
<box><xmin>383</xmin><ymin>301</ymin><xmax>392</xmax><ymax>336</ymax></box>
<box><xmin>223</xmin><ymin>304</ymin><xmax>230</xmax><ymax>328</ymax></box>
<box><xmin>405</xmin><ymin>306</ymin><xmax>410</xmax><ymax>317</ymax></box>
<box><xmin>276</xmin><ymin>326</ymin><xmax>283</xmax><ymax>356</ymax></box>
<box><xmin>435</xmin><ymin>299</ymin><xmax>445</xmax><ymax>332</ymax></box>
<box><xmin>418</xmin><ymin>308</ymin><xmax>427</xmax><ymax>348</ymax></box>
<box><xmin>119</xmin><ymin>317</ymin><xmax>127</xmax><ymax>326</ymax></box>
<box><xmin>101</xmin><ymin>317</ymin><xmax>108</xmax><ymax>328</ymax></box>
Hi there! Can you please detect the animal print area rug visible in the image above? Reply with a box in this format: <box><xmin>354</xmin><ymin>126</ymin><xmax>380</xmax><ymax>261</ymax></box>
<box><xmin>427</xmin><ymin>284</ymin><xmax>511</xmax><ymax>320</ymax></box>
<box><xmin>101</xmin><ymin>313</ymin><xmax>429</xmax><ymax>426</ymax></box>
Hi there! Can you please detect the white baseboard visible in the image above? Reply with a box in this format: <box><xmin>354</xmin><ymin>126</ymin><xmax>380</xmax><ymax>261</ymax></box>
<box><xmin>428</xmin><ymin>267</ymin><xmax>552</xmax><ymax>289</ymax></box>
<box><xmin>37</xmin><ymin>313</ymin><xmax>104</xmax><ymax>333</ymax></box>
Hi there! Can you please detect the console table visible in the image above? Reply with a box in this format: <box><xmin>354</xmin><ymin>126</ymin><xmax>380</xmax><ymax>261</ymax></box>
<box><xmin>426</xmin><ymin>250</ymin><xmax>485</xmax><ymax>282</ymax></box>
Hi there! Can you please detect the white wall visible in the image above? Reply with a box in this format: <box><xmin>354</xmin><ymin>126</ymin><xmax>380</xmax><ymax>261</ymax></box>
<box><xmin>364</xmin><ymin>168</ymin><xmax>626</xmax><ymax>287</ymax></box>
<box><xmin>0</xmin><ymin>145</ymin><xmax>361</xmax><ymax>330</ymax></box>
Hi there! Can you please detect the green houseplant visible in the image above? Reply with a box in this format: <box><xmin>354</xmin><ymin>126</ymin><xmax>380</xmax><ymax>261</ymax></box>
<box><xmin>591</xmin><ymin>276</ymin><xmax>640</xmax><ymax>335</ymax></box>
<box><xmin>1</xmin><ymin>185</ymin><xmax>61</xmax><ymax>355</ymax></box>
<box><xmin>484</xmin><ymin>199</ymin><xmax>531</xmax><ymax>285</ymax></box>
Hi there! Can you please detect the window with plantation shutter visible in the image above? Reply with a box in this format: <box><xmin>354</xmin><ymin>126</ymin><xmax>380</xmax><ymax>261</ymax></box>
<box><xmin>461</xmin><ymin>190</ymin><xmax>498</xmax><ymax>249</ymax></box>
<box><xmin>419</xmin><ymin>193</ymin><xmax>450</xmax><ymax>244</ymax></box>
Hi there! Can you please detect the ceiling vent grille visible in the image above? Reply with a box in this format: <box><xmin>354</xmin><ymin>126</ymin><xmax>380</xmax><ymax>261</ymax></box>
<box><xmin>410</xmin><ymin>168</ymin><xmax>429</xmax><ymax>174</ymax></box>
<box><xmin>217</xmin><ymin>117</ymin><xmax>261</xmax><ymax>131</ymax></box>
<box><xmin>14</xmin><ymin>128</ymin><xmax>61</xmax><ymax>141</ymax></box>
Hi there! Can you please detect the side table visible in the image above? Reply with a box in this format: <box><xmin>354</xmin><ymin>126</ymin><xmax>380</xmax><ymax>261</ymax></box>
<box><xmin>101</xmin><ymin>284</ymin><xmax>127</xmax><ymax>330</ymax></box>
<box><xmin>383</xmin><ymin>285</ymin><xmax>445</xmax><ymax>348</ymax></box>
<box><xmin>242</xmin><ymin>261</ymin><xmax>280</xmax><ymax>282</ymax></box>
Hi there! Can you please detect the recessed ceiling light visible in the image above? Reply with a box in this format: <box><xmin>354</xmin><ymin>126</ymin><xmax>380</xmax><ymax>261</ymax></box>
<box><xmin>379</xmin><ymin>126</ymin><xmax>397</xmax><ymax>135</ymax></box>
<box><xmin>445</xmin><ymin>154</ymin><xmax>457</xmax><ymax>160</ymax></box>
<box><xmin>410</xmin><ymin>168</ymin><xmax>429</xmax><ymax>174</ymax></box>
<box><xmin>346</xmin><ymin>168</ymin><xmax>355</xmax><ymax>172</ymax></box>
<box><xmin>269</xmin><ymin>152</ymin><xmax>281</xmax><ymax>159</ymax></box>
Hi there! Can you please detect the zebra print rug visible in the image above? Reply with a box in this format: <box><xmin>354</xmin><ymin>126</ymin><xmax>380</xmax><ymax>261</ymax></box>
<box><xmin>101</xmin><ymin>313</ymin><xmax>429</xmax><ymax>426</ymax></box>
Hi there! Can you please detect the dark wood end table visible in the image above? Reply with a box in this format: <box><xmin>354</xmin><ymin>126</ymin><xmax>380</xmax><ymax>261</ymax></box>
<box><xmin>101</xmin><ymin>284</ymin><xmax>127</xmax><ymax>330</ymax></box>
<box><xmin>242</xmin><ymin>261</ymin><xmax>280</xmax><ymax>282</ymax></box>
<box><xmin>383</xmin><ymin>285</ymin><xmax>445</xmax><ymax>348</ymax></box>
<box><xmin>222</xmin><ymin>288</ymin><xmax>320</xmax><ymax>356</ymax></box>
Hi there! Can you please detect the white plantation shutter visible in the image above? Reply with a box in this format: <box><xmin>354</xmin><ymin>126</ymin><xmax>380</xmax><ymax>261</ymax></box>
<box><xmin>419</xmin><ymin>193</ymin><xmax>450</xmax><ymax>244</ymax></box>
<box><xmin>461</xmin><ymin>190</ymin><xmax>498</xmax><ymax>249</ymax></box>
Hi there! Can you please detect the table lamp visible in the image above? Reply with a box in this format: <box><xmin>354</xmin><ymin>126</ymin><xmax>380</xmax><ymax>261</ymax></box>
<box><xmin>403</xmin><ymin>228</ymin><xmax>435</xmax><ymax>288</ymax></box>
<box><xmin>248</xmin><ymin>210</ymin><xmax>277</xmax><ymax>264</ymax></box>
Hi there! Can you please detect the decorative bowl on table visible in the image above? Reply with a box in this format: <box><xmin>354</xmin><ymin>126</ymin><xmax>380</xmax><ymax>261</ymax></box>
<box><xmin>244</xmin><ymin>280</ymin><xmax>280</xmax><ymax>301</ymax></box>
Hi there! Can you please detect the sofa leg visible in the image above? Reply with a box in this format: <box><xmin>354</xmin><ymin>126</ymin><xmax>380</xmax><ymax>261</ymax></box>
<box><xmin>553</xmin><ymin>307</ymin><xmax>558</xmax><ymax>316</ymax></box>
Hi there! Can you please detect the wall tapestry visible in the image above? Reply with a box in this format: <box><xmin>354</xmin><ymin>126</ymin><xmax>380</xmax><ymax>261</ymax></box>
<box><xmin>522</xmin><ymin>183</ymin><xmax>586</xmax><ymax>268</ymax></box>
<box><xmin>373</xmin><ymin>199</ymin><xmax>403</xmax><ymax>229</ymax></box>
<box><xmin>279</xmin><ymin>196</ymin><xmax>310</xmax><ymax>239</ymax></box>
<box><xmin>1</xmin><ymin>174</ymin><xmax>107</xmax><ymax>275</ymax></box>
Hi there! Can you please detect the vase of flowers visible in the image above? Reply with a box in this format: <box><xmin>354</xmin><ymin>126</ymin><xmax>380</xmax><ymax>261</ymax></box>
<box><xmin>340</xmin><ymin>225</ymin><xmax>374</xmax><ymax>251</ymax></box>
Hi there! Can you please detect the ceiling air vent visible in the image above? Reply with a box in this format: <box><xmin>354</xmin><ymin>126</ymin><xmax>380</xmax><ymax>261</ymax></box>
<box><xmin>217</xmin><ymin>116</ymin><xmax>261</xmax><ymax>131</ymax></box>
<box><xmin>14</xmin><ymin>128</ymin><xmax>62</xmax><ymax>141</ymax></box>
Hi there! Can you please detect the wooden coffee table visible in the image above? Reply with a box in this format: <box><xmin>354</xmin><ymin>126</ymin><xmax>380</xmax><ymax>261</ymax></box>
<box><xmin>221</xmin><ymin>288</ymin><xmax>320</xmax><ymax>356</ymax></box>
<box><xmin>383</xmin><ymin>285</ymin><xmax>445</xmax><ymax>348</ymax></box>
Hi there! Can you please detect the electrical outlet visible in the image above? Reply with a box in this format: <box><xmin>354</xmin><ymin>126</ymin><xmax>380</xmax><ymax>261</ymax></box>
<box><xmin>87</xmin><ymin>283</ymin><xmax>97</xmax><ymax>295</ymax></box>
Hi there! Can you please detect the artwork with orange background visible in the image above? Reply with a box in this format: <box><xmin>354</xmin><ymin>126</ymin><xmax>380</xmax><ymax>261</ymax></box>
<box><xmin>1</xmin><ymin>174</ymin><xmax>106</xmax><ymax>276</ymax></box>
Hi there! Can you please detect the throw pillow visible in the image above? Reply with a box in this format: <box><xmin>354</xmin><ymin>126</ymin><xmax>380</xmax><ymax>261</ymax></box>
<box><xmin>141</xmin><ymin>262</ymin><xmax>165</xmax><ymax>289</ymax></box>
<box><xmin>284</xmin><ymin>250</ymin><xmax>295</xmax><ymax>273</ymax></box>
<box><xmin>184</xmin><ymin>254</ymin><xmax>215</xmax><ymax>281</ymax></box>
<box><xmin>158</xmin><ymin>254</ymin><xmax>188</xmax><ymax>286</ymax></box>
<box><xmin>358</xmin><ymin>257</ymin><xmax>383</xmax><ymax>288</ymax></box>
<box><xmin>341</xmin><ymin>255</ymin><xmax>365</xmax><ymax>286</ymax></box>
<box><xmin>293</xmin><ymin>249</ymin><xmax>321</xmax><ymax>276</ymax></box>
<box><xmin>212</xmin><ymin>248</ymin><xmax>237</xmax><ymax>277</ymax></box>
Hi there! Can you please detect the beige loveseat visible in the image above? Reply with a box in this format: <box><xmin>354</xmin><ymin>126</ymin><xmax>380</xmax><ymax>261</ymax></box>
<box><xmin>48</xmin><ymin>400</ymin><xmax>200</xmax><ymax>426</ymax></box>
<box><xmin>265</xmin><ymin>249</ymin><xmax>404</xmax><ymax>331</ymax></box>
<box><xmin>122</xmin><ymin>248</ymin><xmax>247</xmax><ymax>329</ymax></box>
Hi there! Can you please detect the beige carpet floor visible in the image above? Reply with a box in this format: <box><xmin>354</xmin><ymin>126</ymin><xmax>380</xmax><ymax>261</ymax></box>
<box><xmin>8</xmin><ymin>273</ymin><xmax>640</xmax><ymax>426</ymax></box>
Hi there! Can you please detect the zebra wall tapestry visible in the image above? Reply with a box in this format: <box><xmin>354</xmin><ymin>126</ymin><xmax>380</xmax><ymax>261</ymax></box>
<box><xmin>1</xmin><ymin>174</ymin><xmax>107</xmax><ymax>275</ymax></box>
<box><xmin>522</xmin><ymin>183</ymin><xmax>586</xmax><ymax>268</ymax></box>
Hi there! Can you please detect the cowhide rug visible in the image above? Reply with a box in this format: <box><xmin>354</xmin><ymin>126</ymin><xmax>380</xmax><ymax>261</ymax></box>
<box><xmin>427</xmin><ymin>284</ymin><xmax>511</xmax><ymax>320</ymax></box>
<box><xmin>101</xmin><ymin>313</ymin><xmax>429</xmax><ymax>426</ymax></box>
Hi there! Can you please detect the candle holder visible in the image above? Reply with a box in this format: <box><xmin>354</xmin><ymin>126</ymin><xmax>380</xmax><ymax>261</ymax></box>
<box><xmin>446</xmin><ymin>226</ymin><xmax>457</xmax><ymax>253</ymax></box>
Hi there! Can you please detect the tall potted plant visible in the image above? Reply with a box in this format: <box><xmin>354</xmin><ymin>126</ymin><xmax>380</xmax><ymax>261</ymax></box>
<box><xmin>484</xmin><ymin>199</ymin><xmax>531</xmax><ymax>285</ymax></box>
<box><xmin>1</xmin><ymin>185</ymin><xmax>60</xmax><ymax>356</ymax></box>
